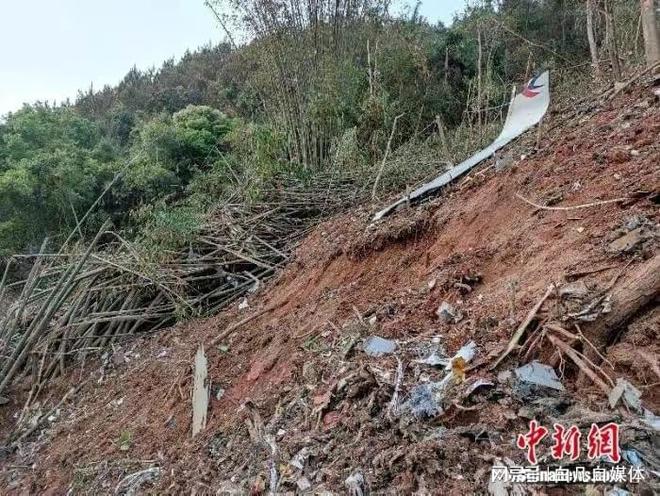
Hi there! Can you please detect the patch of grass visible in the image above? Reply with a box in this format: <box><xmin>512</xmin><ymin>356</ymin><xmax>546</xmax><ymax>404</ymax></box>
<box><xmin>117</xmin><ymin>430</ymin><xmax>132</xmax><ymax>451</ymax></box>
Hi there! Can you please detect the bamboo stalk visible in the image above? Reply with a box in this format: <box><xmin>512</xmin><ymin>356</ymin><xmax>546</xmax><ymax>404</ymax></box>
<box><xmin>0</xmin><ymin>221</ymin><xmax>111</xmax><ymax>395</ymax></box>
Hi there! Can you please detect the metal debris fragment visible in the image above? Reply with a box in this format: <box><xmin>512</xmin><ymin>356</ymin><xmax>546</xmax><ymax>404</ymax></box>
<box><xmin>415</xmin><ymin>351</ymin><xmax>448</xmax><ymax>367</ymax></box>
<box><xmin>465</xmin><ymin>378</ymin><xmax>495</xmax><ymax>398</ymax></box>
<box><xmin>448</xmin><ymin>341</ymin><xmax>477</xmax><ymax>369</ymax></box>
<box><xmin>605</xmin><ymin>489</ymin><xmax>631</xmax><ymax>496</ymax></box>
<box><xmin>373</xmin><ymin>72</ymin><xmax>550</xmax><ymax>221</ymax></box>
<box><xmin>622</xmin><ymin>449</ymin><xmax>643</xmax><ymax>466</ymax></box>
<box><xmin>403</xmin><ymin>382</ymin><xmax>443</xmax><ymax>418</ymax></box>
<box><xmin>623</xmin><ymin>215</ymin><xmax>648</xmax><ymax>231</ymax></box>
<box><xmin>362</xmin><ymin>336</ymin><xmax>397</xmax><ymax>356</ymax></box>
<box><xmin>567</xmin><ymin>294</ymin><xmax>612</xmax><ymax>322</ymax></box>
<box><xmin>436</xmin><ymin>301</ymin><xmax>463</xmax><ymax>323</ymax></box>
<box><xmin>642</xmin><ymin>409</ymin><xmax>660</xmax><ymax>431</ymax></box>
<box><xmin>114</xmin><ymin>467</ymin><xmax>161</xmax><ymax>496</ymax></box>
<box><xmin>345</xmin><ymin>470</ymin><xmax>366</xmax><ymax>496</ymax></box>
<box><xmin>608</xmin><ymin>378</ymin><xmax>642</xmax><ymax>411</ymax></box>
<box><xmin>514</xmin><ymin>361</ymin><xmax>564</xmax><ymax>391</ymax></box>
<box><xmin>402</xmin><ymin>342</ymin><xmax>475</xmax><ymax>418</ymax></box>
<box><xmin>558</xmin><ymin>280</ymin><xmax>589</xmax><ymax>299</ymax></box>
<box><xmin>289</xmin><ymin>447</ymin><xmax>311</xmax><ymax>470</ymax></box>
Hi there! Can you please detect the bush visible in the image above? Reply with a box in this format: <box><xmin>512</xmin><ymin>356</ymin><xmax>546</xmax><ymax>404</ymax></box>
<box><xmin>134</xmin><ymin>202</ymin><xmax>206</xmax><ymax>256</ymax></box>
<box><xmin>117</xmin><ymin>105</ymin><xmax>234</xmax><ymax>210</ymax></box>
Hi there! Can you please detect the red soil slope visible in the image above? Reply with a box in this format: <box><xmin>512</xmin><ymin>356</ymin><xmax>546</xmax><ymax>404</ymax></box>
<box><xmin>1</xmin><ymin>81</ymin><xmax>658</xmax><ymax>494</ymax></box>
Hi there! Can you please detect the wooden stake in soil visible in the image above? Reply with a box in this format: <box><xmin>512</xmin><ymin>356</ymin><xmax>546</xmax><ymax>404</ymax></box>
<box><xmin>191</xmin><ymin>344</ymin><xmax>209</xmax><ymax>438</ymax></box>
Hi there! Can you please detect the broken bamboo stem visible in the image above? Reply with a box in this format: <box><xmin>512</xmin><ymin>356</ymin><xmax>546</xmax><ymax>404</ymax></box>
<box><xmin>208</xmin><ymin>300</ymin><xmax>288</xmax><ymax>347</ymax></box>
<box><xmin>515</xmin><ymin>193</ymin><xmax>628</xmax><ymax>211</ymax></box>
<box><xmin>491</xmin><ymin>284</ymin><xmax>554</xmax><ymax>369</ymax></box>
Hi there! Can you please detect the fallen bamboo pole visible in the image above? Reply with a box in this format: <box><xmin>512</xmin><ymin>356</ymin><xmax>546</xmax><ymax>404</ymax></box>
<box><xmin>491</xmin><ymin>284</ymin><xmax>555</xmax><ymax>369</ymax></box>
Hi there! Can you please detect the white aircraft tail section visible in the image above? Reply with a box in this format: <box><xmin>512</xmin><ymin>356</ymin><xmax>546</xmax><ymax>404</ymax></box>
<box><xmin>373</xmin><ymin>71</ymin><xmax>550</xmax><ymax>221</ymax></box>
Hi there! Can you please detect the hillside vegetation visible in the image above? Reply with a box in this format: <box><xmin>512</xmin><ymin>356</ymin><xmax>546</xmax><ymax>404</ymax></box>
<box><xmin>1</xmin><ymin>0</ymin><xmax>648</xmax><ymax>257</ymax></box>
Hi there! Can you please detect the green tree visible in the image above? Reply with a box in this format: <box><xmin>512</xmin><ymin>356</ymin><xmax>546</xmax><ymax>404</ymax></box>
<box><xmin>118</xmin><ymin>105</ymin><xmax>234</xmax><ymax>210</ymax></box>
<box><xmin>0</xmin><ymin>105</ymin><xmax>118</xmax><ymax>254</ymax></box>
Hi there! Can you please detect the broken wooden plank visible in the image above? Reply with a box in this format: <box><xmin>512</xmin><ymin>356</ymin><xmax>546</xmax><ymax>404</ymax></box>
<box><xmin>191</xmin><ymin>344</ymin><xmax>209</xmax><ymax>437</ymax></box>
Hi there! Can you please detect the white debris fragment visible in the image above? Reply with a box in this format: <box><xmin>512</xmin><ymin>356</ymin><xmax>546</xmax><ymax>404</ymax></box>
<box><xmin>446</xmin><ymin>341</ymin><xmax>477</xmax><ymax>370</ymax></box>
<box><xmin>297</xmin><ymin>477</ymin><xmax>312</xmax><ymax>491</ymax></box>
<box><xmin>609</xmin><ymin>378</ymin><xmax>642</xmax><ymax>411</ymax></box>
<box><xmin>465</xmin><ymin>378</ymin><xmax>495</xmax><ymax>397</ymax></box>
<box><xmin>415</xmin><ymin>351</ymin><xmax>448</xmax><ymax>367</ymax></box>
<box><xmin>362</xmin><ymin>336</ymin><xmax>397</xmax><ymax>356</ymax></box>
<box><xmin>191</xmin><ymin>345</ymin><xmax>209</xmax><ymax>437</ymax></box>
<box><xmin>514</xmin><ymin>361</ymin><xmax>564</xmax><ymax>391</ymax></box>
<box><xmin>289</xmin><ymin>447</ymin><xmax>311</xmax><ymax>470</ymax></box>
<box><xmin>436</xmin><ymin>301</ymin><xmax>463</xmax><ymax>323</ymax></box>
<box><xmin>345</xmin><ymin>471</ymin><xmax>366</xmax><ymax>496</ymax></box>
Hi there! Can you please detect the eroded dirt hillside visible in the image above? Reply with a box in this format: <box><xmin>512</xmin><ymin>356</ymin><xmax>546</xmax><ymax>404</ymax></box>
<box><xmin>1</xmin><ymin>81</ymin><xmax>659</xmax><ymax>494</ymax></box>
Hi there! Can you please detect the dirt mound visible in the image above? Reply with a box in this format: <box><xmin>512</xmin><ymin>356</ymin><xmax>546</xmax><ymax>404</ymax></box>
<box><xmin>1</xmin><ymin>82</ymin><xmax>659</xmax><ymax>495</ymax></box>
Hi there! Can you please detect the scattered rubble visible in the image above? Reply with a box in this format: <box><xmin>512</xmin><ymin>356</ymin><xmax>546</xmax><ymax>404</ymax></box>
<box><xmin>114</xmin><ymin>467</ymin><xmax>161</xmax><ymax>495</ymax></box>
<box><xmin>403</xmin><ymin>382</ymin><xmax>444</xmax><ymax>418</ymax></box>
<box><xmin>608</xmin><ymin>227</ymin><xmax>646</xmax><ymax>253</ymax></box>
<box><xmin>345</xmin><ymin>470</ymin><xmax>366</xmax><ymax>496</ymax></box>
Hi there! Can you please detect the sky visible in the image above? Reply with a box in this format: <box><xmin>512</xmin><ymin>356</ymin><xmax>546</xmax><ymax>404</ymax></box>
<box><xmin>0</xmin><ymin>0</ymin><xmax>466</xmax><ymax>116</ymax></box>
